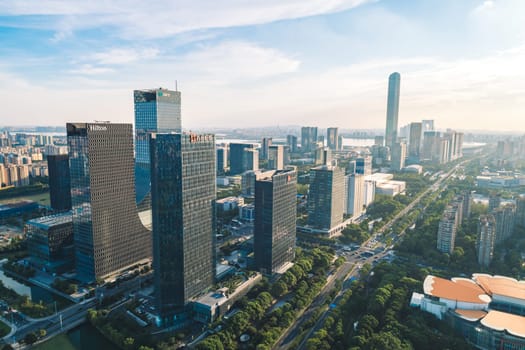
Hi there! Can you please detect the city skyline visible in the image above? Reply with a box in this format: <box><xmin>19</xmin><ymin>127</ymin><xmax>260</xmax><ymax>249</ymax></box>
<box><xmin>1</xmin><ymin>0</ymin><xmax>525</xmax><ymax>131</ymax></box>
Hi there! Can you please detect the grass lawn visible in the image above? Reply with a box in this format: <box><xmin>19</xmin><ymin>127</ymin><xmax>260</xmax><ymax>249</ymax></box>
<box><xmin>0</xmin><ymin>319</ymin><xmax>11</xmax><ymax>337</ymax></box>
<box><xmin>0</xmin><ymin>192</ymin><xmax>50</xmax><ymax>207</ymax></box>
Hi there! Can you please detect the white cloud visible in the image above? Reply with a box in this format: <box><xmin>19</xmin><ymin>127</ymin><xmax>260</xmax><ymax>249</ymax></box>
<box><xmin>68</xmin><ymin>64</ymin><xmax>114</xmax><ymax>75</ymax></box>
<box><xmin>0</xmin><ymin>0</ymin><xmax>372</xmax><ymax>39</ymax></box>
<box><xmin>177</xmin><ymin>41</ymin><xmax>300</xmax><ymax>82</ymax></box>
<box><xmin>89</xmin><ymin>48</ymin><xmax>159</xmax><ymax>65</ymax></box>
<box><xmin>473</xmin><ymin>0</ymin><xmax>494</xmax><ymax>13</ymax></box>
<box><xmin>2</xmin><ymin>43</ymin><xmax>525</xmax><ymax>131</ymax></box>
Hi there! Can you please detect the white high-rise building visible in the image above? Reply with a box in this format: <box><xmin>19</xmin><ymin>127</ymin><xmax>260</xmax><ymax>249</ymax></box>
<box><xmin>344</xmin><ymin>174</ymin><xmax>365</xmax><ymax>218</ymax></box>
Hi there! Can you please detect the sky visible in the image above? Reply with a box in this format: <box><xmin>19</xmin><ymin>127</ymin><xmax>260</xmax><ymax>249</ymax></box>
<box><xmin>0</xmin><ymin>0</ymin><xmax>524</xmax><ymax>131</ymax></box>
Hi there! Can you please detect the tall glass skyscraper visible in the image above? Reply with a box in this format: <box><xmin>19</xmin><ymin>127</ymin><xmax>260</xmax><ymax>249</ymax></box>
<box><xmin>254</xmin><ymin>169</ymin><xmax>297</xmax><ymax>275</ymax></box>
<box><xmin>301</xmin><ymin>126</ymin><xmax>318</xmax><ymax>153</ymax></box>
<box><xmin>150</xmin><ymin>132</ymin><xmax>216</xmax><ymax>326</ymax></box>
<box><xmin>308</xmin><ymin>165</ymin><xmax>344</xmax><ymax>231</ymax></box>
<box><xmin>47</xmin><ymin>154</ymin><xmax>71</xmax><ymax>212</ymax></box>
<box><xmin>385</xmin><ymin>72</ymin><xmax>401</xmax><ymax>149</ymax></box>
<box><xmin>67</xmin><ymin>123</ymin><xmax>152</xmax><ymax>283</ymax></box>
<box><xmin>134</xmin><ymin>88</ymin><xmax>181</xmax><ymax>208</ymax></box>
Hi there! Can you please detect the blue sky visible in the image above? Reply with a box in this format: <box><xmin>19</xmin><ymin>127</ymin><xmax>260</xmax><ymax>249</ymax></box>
<box><xmin>0</xmin><ymin>0</ymin><xmax>524</xmax><ymax>131</ymax></box>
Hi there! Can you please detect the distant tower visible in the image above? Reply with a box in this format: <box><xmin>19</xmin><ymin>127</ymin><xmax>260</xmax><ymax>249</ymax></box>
<box><xmin>327</xmin><ymin>127</ymin><xmax>339</xmax><ymax>151</ymax></box>
<box><xmin>286</xmin><ymin>135</ymin><xmax>298</xmax><ymax>153</ymax></box>
<box><xmin>268</xmin><ymin>145</ymin><xmax>284</xmax><ymax>170</ymax></box>
<box><xmin>385</xmin><ymin>72</ymin><xmax>401</xmax><ymax>149</ymax></box>
<box><xmin>229</xmin><ymin>143</ymin><xmax>256</xmax><ymax>175</ymax></box>
<box><xmin>391</xmin><ymin>141</ymin><xmax>407</xmax><ymax>171</ymax></box>
<box><xmin>134</xmin><ymin>88</ymin><xmax>181</xmax><ymax>209</ymax></box>
<box><xmin>254</xmin><ymin>169</ymin><xmax>297</xmax><ymax>275</ymax></box>
<box><xmin>308</xmin><ymin>165</ymin><xmax>344</xmax><ymax>232</ymax></box>
<box><xmin>150</xmin><ymin>132</ymin><xmax>216</xmax><ymax>325</ymax></box>
<box><xmin>344</xmin><ymin>174</ymin><xmax>365</xmax><ymax>218</ymax></box>
<box><xmin>301</xmin><ymin>127</ymin><xmax>318</xmax><ymax>153</ymax></box>
<box><xmin>67</xmin><ymin>123</ymin><xmax>151</xmax><ymax>283</ymax></box>
<box><xmin>477</xmin><ymin>215</ymin><xmax>496</xmax><ymax>267</ymax></box>
<box><xmin>261</xmin><ymin>137</ymin><xmax>273</xmax><ymax>160</ymax></box>
<box><xmin>408</xmin><ymin>122</ymin><xmax>422</xmax><ymax>159</ymax></box>
<box><xmin>437</xmin><ymin>206</ymin><xmax>459</xmax><ymax>254</ymax></box>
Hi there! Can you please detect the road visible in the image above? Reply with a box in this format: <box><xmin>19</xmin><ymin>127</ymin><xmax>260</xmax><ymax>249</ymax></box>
<box><xmin>6</xmin><ymin>298</ymin><xmax>97</xmax><ymax>345</ymax></box>
<box><xmin>274</xmin><ymin>162</ymin><xmax>466</xmax><ymax>350</ymax></box>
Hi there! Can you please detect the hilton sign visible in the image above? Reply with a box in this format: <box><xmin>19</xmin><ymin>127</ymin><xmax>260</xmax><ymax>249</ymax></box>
<box><xmin>89</xmin><ymin>125</ymin><xmax>108</xmax><ymax>131</ymax></box>
<box><xmin>189</xmin><ymin>134</ymin><xmax>212</xmax><ymax>143</ymax></box>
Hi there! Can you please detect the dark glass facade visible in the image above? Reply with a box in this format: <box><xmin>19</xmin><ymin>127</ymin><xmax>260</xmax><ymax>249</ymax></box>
<box><xmin>301</xmin><ymin>127</ymin><xmax>318</xmax><ymax>153</ymax></box>
<box><xmin>47</xmin><ymin>154</ymin><xmax>71</xmax><ymax>212</ymax></box>
<box><xmin>26</xmin><ymin>212</ymin><xmax>74</xmax><ymax>273</ymax></box>
<box><xmin>229</xmin><ymin>143</ymin><xmax>255</xmax><ymax>175</ymax></box>
<box><xmin>134</xmin><ymin>88</ymin><xmax>181</xmax><ymax>206</ymax></box>
<box><xmin>254</xmin><ymin>169</ymin><xmax>297</xmax><ymax>275</ymax></box>
<box><xmin>150</xmin><ymin>133</ymin><xmax>216</xmax><ymax>325</ymax></box>
<box><xmin>67</xmin><ymin>123</ymin><xmax>151</xmax><ymax>283</ymax></box>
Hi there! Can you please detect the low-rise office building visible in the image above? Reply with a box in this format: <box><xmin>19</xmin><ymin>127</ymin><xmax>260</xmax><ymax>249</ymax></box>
<box><xmin>411</xmin><ymin>274</ymin><xmax>525</xmax><ymax>349</ymax></box>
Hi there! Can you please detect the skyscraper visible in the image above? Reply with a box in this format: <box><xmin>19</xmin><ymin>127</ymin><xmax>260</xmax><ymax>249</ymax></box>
<box><xmin>408</xmin><ymin>122</ymin><xmax>422</xmax><ymax>159</ymax></box>
<box><xmin>384</xmin><ymin>72</ymin><xmax>401</xmax><ymax>149</ymax></box>
<box><xmin>327</xmin><ymin>127</ymin><xmax>339</xmax><ymax>151</ymax></box>
<box><xmin>308</xmin><ymin>165</ymin><xmax>344</xmax><ymax>231</ymax></box>
<box><xmin>268</xmin><ymin>145</ymin><xmax>284</xmax><ymax>170</ymax></box>
<box><xmin>150</xmin><ymin>132</ymin><xmax>216</xmax><ymax>325</ymax></box>
<box><xmin>67</xmin><ymin>123</ymin><xmax>151</xmax><ymax>283</ymax></box>
<box><xmin>47</xmin><ymin>154</ymin><xmax>71</xmax><ymax>212</ymax></box>
<box><xmin>477</xmin><ymin>215</ymin><xmax>496</xmax><ymax>267</ymax></box>
<box><xmin>134</xmin><ymin>88</ymin><xmax>181</xmax><ymax>207</ymax></box>
<box><xmin>254</xmin><ymin>169</ymin><xmax>297</xmax><ymax>275</ymax></box>
<box><xmin>261</xmin><ymin>137</ymin><xmax>272</xmax><ymax>159</ymax></box>
<box><xmin>391</xmin><ymin>141</ymin><xmax>407</xmax><ymax>171</ymax></box>
<box><xmin>216</xmin><ymin>146</ymin><xmax>228</xmax><ymax>175</ymax></box>
<box><xmin>301</xmin><ymin>127</ymin><xmax>318</xmax><ymax>153</ymax></box>
<box><xmin>437</xmin><ymin>206</ymin><xmax>459</xmax><ymax>254</ymax></box>
<box><xmin>344</xmin><ymin>174</ymin><xmax>364</xmax><ymax>218</ymax></box>
<box><xmin>493</xmin><ymin>204</ymin><xmax>515</xmax><ymax>243</ymax></box>
<box><xmin>286</xmin><ymin>135</ymin><xmax>298</xmax><ymax>153</ymax></box>
<box><xmin>229</xmin><ymin>143</ymin><xmax>255</xmax><ymax>175</ymax></box>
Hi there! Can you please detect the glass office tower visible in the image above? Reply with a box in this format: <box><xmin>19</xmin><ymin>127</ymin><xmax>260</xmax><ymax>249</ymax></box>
<box><xmin>385</xmin><ymin>72</ymin><xmax>401</xmax><ymax>149</ymax></box>
<box><xmin>150</xmin><ymin>133</ymin><xmax>216</xmax><ymax>326</ymax></box>
<box><xmin>67</xmin><ymin>123</ymin><xmax>151</xmax><ymax>283</ymax></box>
<box><xmin>254</xmin><ymin>169</ymin><xmax>297</xmax><ymax>275</ymax></box>
<box><xmin>134</xmin><ymin>88</ymin><xmax>181</xmax><ymax>209</ymax></box>
<box><xmin>47</xmin><ymin>154</ymin><xmax>71</xmax><ymax>212</ymax></box>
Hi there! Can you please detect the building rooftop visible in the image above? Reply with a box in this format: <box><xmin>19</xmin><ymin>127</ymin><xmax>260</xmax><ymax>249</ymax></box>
<box><xmin>0</xmin><ymin>200</ymin><xmax>36</xmax><ymax>211</ymax></box>
<box><xmin>216</xmin><ymin>196</ymin><xmax>242</xmax><ymax>204</ymax></box>
<box><xmin>481</xmin><ymin>310</ymin><xmax>525</xmax><ymax>338</ymax></box>
<box><xmin>26</xmin><ymin>212</ymin><xmax>72</xmax><ymax>229</ymax></box>
<box><xmin>454</xmin><ymin>309</ymin><xmax>487</xmax><ymax>322</ymax></box>
<box><xmin>473</xmin><ymin>274</ymin><xmax>525</xmax><ymax>302</ymax></box>
<box><xmin>423</xmin><ymin>275</ymin><xmax>491</xmax><ymax>304</ymax></box>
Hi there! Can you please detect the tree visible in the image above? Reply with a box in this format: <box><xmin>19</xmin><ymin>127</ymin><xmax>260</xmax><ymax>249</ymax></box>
<box><xmin>123</xmin><ymin>337</ymin><xmax>135</xmax><ymax>349</ymax></box>
<box><xmin>271</xmin><ymin>281</ymin><xmax>288</xmax><ymax>298</ymax></box>
<box><xmin>24</xmin><ymin>332</ymin><xmax>38</xmax><ymax>345</ymax></box>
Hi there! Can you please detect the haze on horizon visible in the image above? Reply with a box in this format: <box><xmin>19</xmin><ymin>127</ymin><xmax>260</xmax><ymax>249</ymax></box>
<box><xmin>0</xmin><ymin>0</ymin><xmax>524</xmax><ymax>132</ymax></box>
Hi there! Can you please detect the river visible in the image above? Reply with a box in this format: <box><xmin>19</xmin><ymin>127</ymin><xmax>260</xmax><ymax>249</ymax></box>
<box><xmin>0</xmin><ymin>269</ymin><xmax>115</xmax><ymax>349</ymax></box>
<box><xmin>34</xmin><ymin>323</ymin><xmax>118</xmax><ymax>350</ymax></box>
